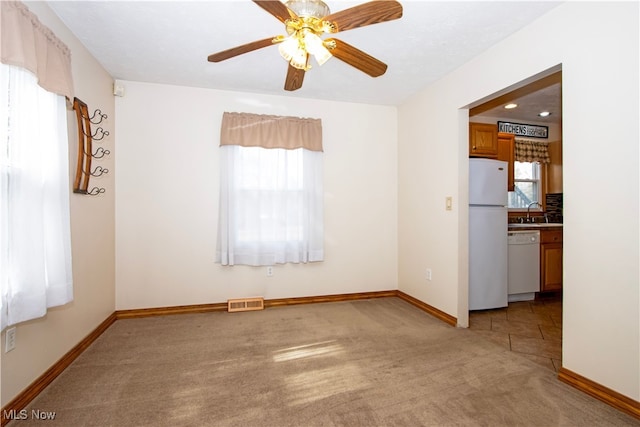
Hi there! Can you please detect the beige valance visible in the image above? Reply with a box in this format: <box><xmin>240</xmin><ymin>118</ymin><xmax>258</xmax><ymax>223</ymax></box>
<box><xmin>1</xmin><ymin>0</ymin><xmax>74</xmax><ymax>100</ymax></box>
<box><xmin>514</xmin><ymin>138</ymin><xmax>550</xmax><ymax>164</ymax></box>
<box><xmin>220</xmin><ymin>112</ymin><xmax>323</xmax><ymax>152</ymax></box>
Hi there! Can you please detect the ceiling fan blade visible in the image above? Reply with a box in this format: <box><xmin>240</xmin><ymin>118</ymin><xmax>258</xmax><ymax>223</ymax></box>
<box><xmin>253</xmin><ymin>0</ymin><xmax>298</xmax><ymax>23</ymax></box>
<box><xmin>323</xmin><ymin>0</ymin><xmax>402</xmax><ymax>33</ymax></box>
<box><xmin>284</xmin><ymin>62</ymin><xmax>307</xmax><ymax>91</ymax></box>
<box><xmin>326</xmin><ymin>38</ymin><xmax>387</xmax><ymax>77</ymax></box>
<box><xmin>208</xmin><ymin>37</ymin><xmax>276</xmax><ymax>62</ymax></box>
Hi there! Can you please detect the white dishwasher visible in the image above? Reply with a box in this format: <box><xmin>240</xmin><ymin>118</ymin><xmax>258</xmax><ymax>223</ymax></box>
<box><xmin>508</xmin><ymin>230</ymin><xmax>540</xmax><ymax>302</ymax></box>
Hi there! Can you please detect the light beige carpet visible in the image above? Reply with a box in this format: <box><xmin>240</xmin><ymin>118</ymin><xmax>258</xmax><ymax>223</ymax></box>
<box><xmin>11</xmin><ymin>298</ymin><xmax>638</xmax><ymax>426</ymax></box>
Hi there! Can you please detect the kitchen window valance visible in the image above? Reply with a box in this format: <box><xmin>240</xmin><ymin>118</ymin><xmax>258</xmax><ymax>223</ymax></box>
<box><xmin>514</xmin><ymin>138</ymin><xmax>550</xmax><ymax>164</ymax></box>
<box><xmin>220</xmin><ymin>112</ymin><xmax>323</xmax><ymax>152</ymax></box>
<box><xmin>1</xmin><ymin>0</ymin><xmax>74</xmax><ymax>101</ymax></box>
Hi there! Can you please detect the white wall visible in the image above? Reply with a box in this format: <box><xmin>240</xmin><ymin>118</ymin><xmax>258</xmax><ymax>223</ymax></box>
<box><xmin>1</xmin><ymin>2</ymin><xmax>116</xmax><ymax>406</ymax></box>
<box><xmin>115</xmin><ymin>82</ymin><xmax>398</xmax><ymax>309</ymax></box>
<box><xmin>398</xmin><ymin>2</ymin><xmax>639</xmax><ymax>400</ymax></box>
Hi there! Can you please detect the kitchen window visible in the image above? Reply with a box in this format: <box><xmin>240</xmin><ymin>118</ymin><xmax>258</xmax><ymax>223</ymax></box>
<box><xmin>508</xmin><ymin>161</ymin><xmax>542</xmax><ymax>209</ymax></box>
<box><xmin>508</xmin><ymin>138</ymin><xmax>550</xmax><ymax>210</ymax></box>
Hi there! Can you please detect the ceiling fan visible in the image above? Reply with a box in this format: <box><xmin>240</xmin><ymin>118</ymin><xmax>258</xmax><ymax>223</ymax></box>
<box><xmin>207</xmin><ymin>0</ymin><xmax>403</xmax><ymax>91</ymax></box>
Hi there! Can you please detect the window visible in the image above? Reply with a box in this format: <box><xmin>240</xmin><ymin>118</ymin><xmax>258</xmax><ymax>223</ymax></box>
<box><xmin>0</xmin><ymin>64</ymin><xmax>73</xmax><ymax>330</ymax></box>
<box><xmin>216</xmin><ymin>112</ymin><xmax>323</xmax><ymax>266</ymax></box>
<box><xmin>508</xmin><ymin>161</ymin><xmax>542</xmax><ymax>209</ymax></box>
<box><xmin>235</xmin><ymin>147</ymin><xmax>304</xmax><ymax>243</ymax></box>
<box><xmin>509</xmin><ymin>137</ymin><xmax>551</xmax><ymax>210</ymax></box>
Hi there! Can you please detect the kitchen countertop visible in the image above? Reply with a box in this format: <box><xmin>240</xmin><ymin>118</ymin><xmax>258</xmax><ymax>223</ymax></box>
<box><xmin>508</xmin><ymin>223</ymin><xmax>563</xmax><ymax>230</ymax></box>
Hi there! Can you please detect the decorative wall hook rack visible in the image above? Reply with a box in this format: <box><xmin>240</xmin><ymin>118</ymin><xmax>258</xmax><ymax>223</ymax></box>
<box><xmin>88</xmin><ymin>166</ymin><xmax>109</xmax><ymax>177</ymax></box>
<box><xmin>80</xmin><ymin>108</ymin><xmax>108</xmax><ymax>124</ymax></box>
<box><xmin>86</xmin><ymin>147</ymin><xmax>110</xmax><ymax>159</ymax></box>
<box><xmin>73</xmin><ymin>97</ymin><xmax>110</xmax><ymax>195</ymax></box>
<box><xmin>81</xmin><ymin>126</ymin><xmax>109</xmax><ymax>141</ymax></box>
<box><xmin>86</xmin><ymin>187</ymin><xmax>106</xmax><ymax>196</ymax></box>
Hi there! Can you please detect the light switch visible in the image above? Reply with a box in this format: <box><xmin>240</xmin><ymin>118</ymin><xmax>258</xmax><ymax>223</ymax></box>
<box><xmin>446</xmin><ymin>196</ymin><xmax>453</xmax><ymax>211</ymax></box>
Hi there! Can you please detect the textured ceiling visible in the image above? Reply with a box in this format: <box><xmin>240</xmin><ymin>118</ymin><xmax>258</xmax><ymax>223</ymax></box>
<box><xmin>47</xmin><ymin>0</ymin><xmax>561</xmax><ymax>109</ymax></box>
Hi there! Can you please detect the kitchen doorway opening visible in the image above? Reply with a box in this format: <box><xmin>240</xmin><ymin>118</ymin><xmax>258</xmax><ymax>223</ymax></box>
<box><xmin>466</xmin><ymin>65</ymin><xmax>564</xmax><ymax>370</ymax></box>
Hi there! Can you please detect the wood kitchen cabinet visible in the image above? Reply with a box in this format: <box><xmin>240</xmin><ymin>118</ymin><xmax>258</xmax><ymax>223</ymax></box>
<box><xmin>497</xmin><ymin>132</ymin><xmax>515</xmax><ymax>191</ymax></box>
<box><xmin>469</xmin><ymin>123</ymin><xmax>498</xmax><ymax>157</ymax></box>
<box><xmin>540</xmin><ymin>229</ymin><xmax>563</xmax><ymax>292</ymax></box>
<box><xmin>545</xmin><ymin>139</ymin><xmax>563</xmax><ymax>194</ymax></box>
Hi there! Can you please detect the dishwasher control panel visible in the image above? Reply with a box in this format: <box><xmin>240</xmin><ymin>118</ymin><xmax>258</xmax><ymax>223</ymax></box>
<box><xmin>508</xmin><ymin>230</ymin><xmax>540</xmax><ymax>244</ymax></box>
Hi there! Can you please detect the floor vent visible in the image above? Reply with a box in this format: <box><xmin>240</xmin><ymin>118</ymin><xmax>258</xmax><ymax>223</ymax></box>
<box><xmin>227</xmin><ymin>297</ymin><xmax>265</xmax><ymax>313</ymax></box>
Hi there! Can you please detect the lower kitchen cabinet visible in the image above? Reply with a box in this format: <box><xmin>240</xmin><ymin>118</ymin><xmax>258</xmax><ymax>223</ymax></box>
<box><xmin>540</xmin><ymin>229</ymin><xmax>563</xmax><ymax>292</ymax></box>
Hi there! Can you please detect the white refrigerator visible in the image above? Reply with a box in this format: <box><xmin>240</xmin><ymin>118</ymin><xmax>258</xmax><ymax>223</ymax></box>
<box><xmin>469</xmin><ymin>158</ymin><xmax>508</xmax><ymax>310</ymax></box>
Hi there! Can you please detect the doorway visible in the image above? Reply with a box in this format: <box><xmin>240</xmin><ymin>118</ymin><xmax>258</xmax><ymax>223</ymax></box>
<box><xmin>467</xmin><ymin>68</ymin><xmax>563</xmax><ymax>371</ymax></box>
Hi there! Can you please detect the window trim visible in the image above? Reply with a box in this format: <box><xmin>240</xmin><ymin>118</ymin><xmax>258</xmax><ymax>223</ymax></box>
<box><xmin>508</xmin><ymin>161</ymin><xmax>544</xmax><ymax>211</ymax></box>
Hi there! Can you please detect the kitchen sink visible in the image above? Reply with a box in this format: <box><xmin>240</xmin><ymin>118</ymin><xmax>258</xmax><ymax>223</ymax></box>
<box><xmin>508</xmin><ymin>223</ymin><xmax>563</xmax><ymax>228</ymax></box>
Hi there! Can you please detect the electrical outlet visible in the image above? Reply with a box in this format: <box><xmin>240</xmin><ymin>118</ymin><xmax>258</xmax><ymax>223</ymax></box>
<box><xmin>426</xmin><ymin>269</ymin><xmax>432</xmax><ymax>281</ymax></box>
<box><xmin>5</xmin><ymin>327</ymin><xmax>16</xmax><ymax>352</ymax></box>
<box><xmin>267</xmin><ymin>266</ymin><xmax>273</xmax><ymax>277</ymax></box>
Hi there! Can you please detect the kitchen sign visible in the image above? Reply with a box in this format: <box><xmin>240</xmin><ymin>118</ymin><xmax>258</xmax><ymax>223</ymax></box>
<box><xmin>498</xmin><ymin>121</ymin><xmax>549</xmax><ymax>138</ymax></box>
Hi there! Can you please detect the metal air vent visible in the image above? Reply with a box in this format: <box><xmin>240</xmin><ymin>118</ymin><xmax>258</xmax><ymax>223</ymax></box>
<box><xmin>227</xmin><ymin>297</ymin><xmax>265</xmax><ymax>313</ymax></box>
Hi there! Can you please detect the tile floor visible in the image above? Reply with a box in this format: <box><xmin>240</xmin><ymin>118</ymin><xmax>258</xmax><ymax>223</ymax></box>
<box><xmin>469</xmin><ymin>293</ymin><xmax>563</xmax><ymax>372</ymax></box>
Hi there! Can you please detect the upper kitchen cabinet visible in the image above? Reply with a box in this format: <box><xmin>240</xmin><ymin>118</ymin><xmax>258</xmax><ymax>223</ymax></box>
<box><xmin>545</xmin><ymin>139</ymin><xmax>563</xmax><ymax>194</ymax></box>
<box><xmin>469</xmin><ymin>122</ymin><xmax>498</xmax><ymax>157</ymax></box>
<box><xmin>497</xmin><ymin>132</ymin><xmax>515</xmax><ymax>192</ymax></box>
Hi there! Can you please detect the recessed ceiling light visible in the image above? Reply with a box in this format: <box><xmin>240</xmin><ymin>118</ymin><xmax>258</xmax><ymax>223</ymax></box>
<box><xmin>538</xmin><ymin>111</ymin><xmax>551</xmax><ymax>117</ymax></box>
<box><xmin>504</xmin><ymin>103</ymin><xmax>518</xmax><ymax>109</ymax></box>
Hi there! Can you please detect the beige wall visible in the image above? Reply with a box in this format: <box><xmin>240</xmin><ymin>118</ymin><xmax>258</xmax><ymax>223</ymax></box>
<box><xmin>114</xmin><ymin>81</ymin><xmax>398</xmax><ymax>309</ymax></box>
<box><xmin>398</xmin><ymin>2</ymin><xmax>639</xmax><ymax>400</ymax></box>
<box><xmin>0</xmin><ymin>2</ymin><xmax>116</xmax><ymax>406</ymax></box>
<box><xmin>3</xmin><ymin>0</ymin><xmax>638</xmax><ymax>411</ymax></box>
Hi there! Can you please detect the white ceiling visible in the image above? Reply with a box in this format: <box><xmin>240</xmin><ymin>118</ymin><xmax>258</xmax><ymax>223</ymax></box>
<box><xmin>476</xmin><ymin>82</ymin><xmax>562</xmax><ymax>125</ymax></box>
<box><xmin>47</xmin><ymin>0</ymin><xmax>562</xmax><ymax>111</ymax></box>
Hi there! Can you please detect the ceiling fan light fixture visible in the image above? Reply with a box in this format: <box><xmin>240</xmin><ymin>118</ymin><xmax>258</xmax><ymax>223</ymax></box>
<box><xmin>313</xmin><ymin>45</ymin><xmax>332</xmax><ymax>66</ymax></box>
<box><xmin>278</xmin><ymin>34</ymin><xmax>309</xmax><ymax>70</ymax></box>
<box><xmin>279</xmin><ymin>29</ymin><xmax>331</xmax><ymax>70</ymax></box>
<box><xmin>207</xmin><ymin>0</ymin><xmax>403</xmax><ymax>91</ymax></box>
<box><xmin>303</xmin><ymin>31</ymin><xmax>332</xmax><ymax>66</ymax></box>
<box><xmin>289</xmin><ymin>48</ymin><xmax>308</xmax><ymax>70</ymax></box>
<box><xmin>278</xmin><ymin>35</ymin><xmax>302</xmax><ymax>62</ymax></box>
<box><xmin>285</xmin><ymin>0</ymin><xmax>330</xmax><ymax>19</ymax></box>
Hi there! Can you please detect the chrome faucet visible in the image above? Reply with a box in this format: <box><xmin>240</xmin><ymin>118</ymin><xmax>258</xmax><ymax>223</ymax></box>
<box><xmin>526</xmin><ymin>201</ymin><xmax>541</xmax><ymax>222</ymax></box>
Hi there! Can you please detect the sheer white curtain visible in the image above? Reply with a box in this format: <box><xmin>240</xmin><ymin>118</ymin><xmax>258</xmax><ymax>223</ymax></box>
<box><xmin>216</xmin><ymin>146</ymin><xmax>323</xmax><ymax>266</ymax></box>
<box><xmin>0</xmin><ymin>64</ymin><xmax>73</xmax><ymax>329</ymax></box>
<box><xmin>216</xmin><ymin>112</ymin><xmax>324</xmax><ymax>266</ymax></box>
